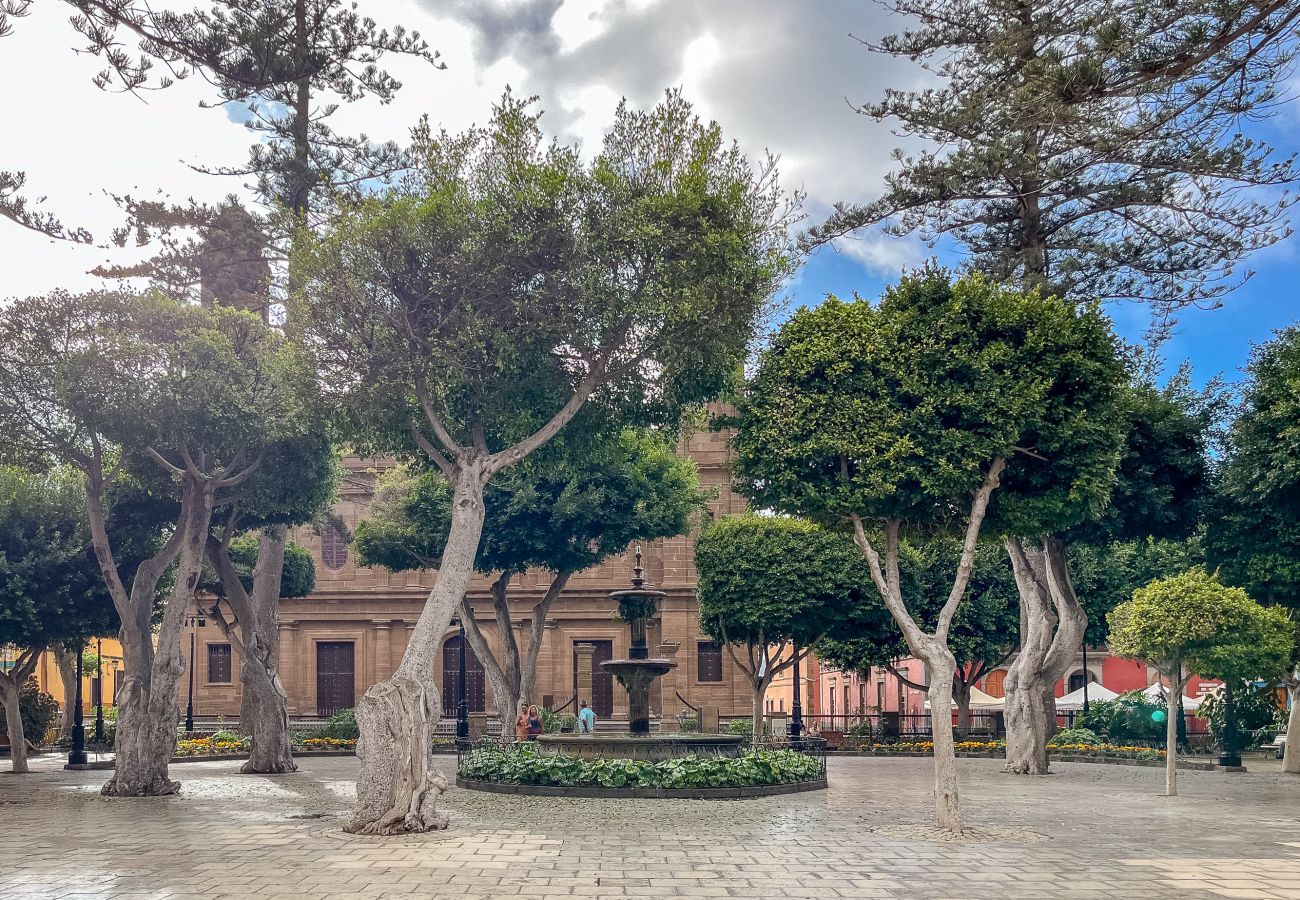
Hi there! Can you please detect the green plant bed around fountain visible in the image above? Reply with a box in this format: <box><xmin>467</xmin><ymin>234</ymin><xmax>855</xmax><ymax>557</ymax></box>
<box><xmin>457</xmin><ymin>744</ymin><xmax>828</xmax><ymax>798</ymax></box>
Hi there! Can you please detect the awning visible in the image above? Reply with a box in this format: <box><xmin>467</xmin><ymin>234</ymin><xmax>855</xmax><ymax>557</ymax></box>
<box><xmin>1055</xmin><ymin>683</ymin><xmax>1118</xmax><ymax>711</ymax></box>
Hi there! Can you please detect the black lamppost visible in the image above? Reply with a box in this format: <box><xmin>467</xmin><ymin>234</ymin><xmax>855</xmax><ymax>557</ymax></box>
<box><xmin>184</xmin><ymin>612</ymin><xmax>205</xmax><ymax>733</ymax></box>
<box><xmin>68</xmin><ymin>643</ymin><xmax>87</xmax><ymax>767</ymax></box>
<box><xmin>789</xmin><ymin>642</ymin><xmax>803</xmax><ymax>740</ymax></box>
<box><xmin>93</xmin><ymin>636</ymin><xmax>105</xmax><ymax>744</ymax></box>
<box><xmin>1081</xmin><ymin>642</ymin><xmax>1091</xmax><ymax>717</ymax></box>
<box><xmin>451</xmin><ymin>615</ymin><xmax>469</xmax><ymax>747</ymax></box>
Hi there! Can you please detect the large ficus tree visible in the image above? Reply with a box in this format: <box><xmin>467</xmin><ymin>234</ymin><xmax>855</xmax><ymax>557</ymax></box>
<box><xmin>732</xmin><ymin>269</ymin><xmax>1125</xmax><ymax>832</ymax></box>
<box><xmin>817</xmin><ymin>538</ymin><xmax>1019</xmax><ymax>731</ymax></box>
<box><xmin>1205</xmin><ymin>324</ymin><xmax>1300</xmax><ymax>774</ymax></box>
<box><xmin>814</xmin><ymin>0</ymin><xmax>1300</xmax><ymax>326</ymax></box>
<box><xmin>0</xmin><ymin>291</ymin><xmax>316</xmax><ymax>797</ymax></box>
<box><xmin>0</xmin><ymin>467</ymin><xmax>118</xmax><ymax>774</ymax></box>
<box><xmin>994</xmin><ymin>371</ymin><xmax>1214</xmax><ymax>774</ymax></box>
<box><xmin>293</xmin><ymin>90</ymin><xmax>795</xmax><ymax>835</ymax></box>
<box><xmin>354</xmin><ymin>424</ymin><xmax>707</xmax><ymax>724</ymax></box>
<box><xmin>694</xmin><ymin>514</ymin><xmax>876</xmax><ymax>740</ymax></box>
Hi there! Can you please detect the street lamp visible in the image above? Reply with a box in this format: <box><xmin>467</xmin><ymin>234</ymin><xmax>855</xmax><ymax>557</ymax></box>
<box><xmin>68</xmin><ymin>642</ymin><xmax>86</xmax><ymax>767</ymax></box>
<box><xmin>93</xmin><ymin>636</ymin><xmax>105</xmax><ymax>744</ymax></box>
<box><xmin>1081</xmin><ymin>642</ymin><xmax>1090</xmax><ymax>717</ymax></box>
<box><xmin>789</xmin><ymin>642</ymin><xmax>803</xmax><ymax>740</ymax></box>
<box><xmin>184</xmin><ymin>612</ymin><xmax>206</xmax><ymax>733</ymax></box>
<box><xmin>450</xmin><ymin>615</ymin><xmax>469</xmax><ymax>748</ymax></box>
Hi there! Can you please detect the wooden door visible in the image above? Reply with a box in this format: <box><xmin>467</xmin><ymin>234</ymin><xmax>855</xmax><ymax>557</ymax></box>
<box><xmin>316</xmin><ymin>642</ymin><xmax>355</xmax><ymax>717</ymax></box>
<box><xmin>441</xmin><ymin>635</ymin><xmax>485</xmax><ymax>716</ymax></box>
<box><xmin>575</xmin><ymin>640</ymin><xmax>614</xmax><ymax>717</ymax></box>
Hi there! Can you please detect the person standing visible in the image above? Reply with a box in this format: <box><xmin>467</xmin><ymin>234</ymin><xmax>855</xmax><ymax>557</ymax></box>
<box><xmin>527</xmin><ymin>705</ymin><xmax>543</xmax><ymax>740</ymax></box>
<box><xmin>578</xmin><ymin>700</ymin><xmax>596</xmax><ymax>734</ymax></box>
<box><xmin>514</xmin><ymin>703</ymin><xmax>530</xmax><ymax>742</ymax></box>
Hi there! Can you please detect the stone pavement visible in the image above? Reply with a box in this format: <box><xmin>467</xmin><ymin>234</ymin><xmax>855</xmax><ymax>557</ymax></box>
<box><xmin>2</xmin><ymin>754</ymin><xmax>1299</xmax><ymax>900</ymax></box>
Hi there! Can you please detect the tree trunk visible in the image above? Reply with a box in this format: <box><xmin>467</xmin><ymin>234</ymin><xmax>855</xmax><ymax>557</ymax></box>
<box><xmin>460</xmin><ymin>591</ymin><xmax>520</xmax><ymax>731</ymax></box>
<box><xmin>0</xmin><ymin>673</ymin><xmax>29</xmax><ymax>774</ymax></box>
<box><xmin>1284</xmin><ymin>672</ymin><xmax>1300</xmax><ymax>775</ymax></box>
<box><xmin>953</xmin><ymin>678</ymin><xmax>972</xmax><ymax>736</ymax></box>
<box><xmin>1003</xmin><ymin>536</ymin><xmax>1086</xmax><ymax>774</ymax></box>
<box><xmin>102</xmin><ymin>477</ymin><xmax>214</xmax><ymax>797</ymax></box>
<box><xmin>1165</xmin><ymin>662</ymin><xmax>1182</xmax><ymax>796</ymax></box>
<box><xmin>751</xmin><ymin>678</ymin><xmax>767</xmax><ymax>744</ymax></box>
<box><xmin>347</xmin><ymin>468</ymin><xmax>486</xmax><ymax>835</ymax></box>
<box><xmin>231</xmin><ymin>529</ymin><xmax>295</xmax><ymax>774</ymax></box>
<box><xmin>927</xmin><ymin>654</ymin><xmax>962</xmax><ymax>832</ymax></box>
<box><xmin>54</xmin><ymin>644</ymin><xmax>78</xmax><ymax>737</ymax></box>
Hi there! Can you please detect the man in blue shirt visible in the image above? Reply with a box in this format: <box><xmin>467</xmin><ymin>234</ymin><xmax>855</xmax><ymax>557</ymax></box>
<box><xmin>577</xmin><ymin>700</ymin><xmax>596</xmax><ymax>734</ymax></box>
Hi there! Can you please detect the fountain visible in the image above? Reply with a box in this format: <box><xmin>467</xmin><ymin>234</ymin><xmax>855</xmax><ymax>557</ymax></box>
<box><xmin>535</xmin><ymin>547</ymin><xmax>745</xmax><ymax>761</ymax></box>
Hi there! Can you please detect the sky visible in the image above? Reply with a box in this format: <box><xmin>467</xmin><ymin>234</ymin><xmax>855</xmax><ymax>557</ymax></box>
<box><xmin>2</xmin><ymin>0</ymin><xmax>1297</xmax><ymax>386</ymax></box>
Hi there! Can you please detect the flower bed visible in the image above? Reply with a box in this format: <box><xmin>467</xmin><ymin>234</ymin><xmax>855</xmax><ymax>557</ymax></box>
<box><xmin>172</xmin><ymin>735</ymin><xmax>359</xmax><ymax>758</ymax></box>
<box><xmin>460</xmin><ymin>745</ymin><xmax>822</xmax><ymax>789</ymax></box>
<box><xmin>840</xmin><ymin>738</ymin><xmax>1165</xmax><ymax>762</ymax></box>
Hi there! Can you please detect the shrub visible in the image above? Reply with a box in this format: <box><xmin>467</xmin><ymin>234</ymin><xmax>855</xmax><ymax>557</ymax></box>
<box><xmin>316</xmin><ymin>708</ymin><xmax>359</xmax><ymax>740</ymax></box>
<box><xmin>539</xmin><ymin>708</ymin><xmax>576</xmax><ymax>734</ymax></box>
<box><xmin>678</xmin><ymin>717</ymin><xmax>699</xmax><ymax>733</ymax></box>
<box><xmin>1074</xmin><ymin>691</ymin><xmax>1167</xmax><ymax>744</ymax></box>
<box><xmin>0</xmin><ymin>678</ymin><xmax>59</xmax><ymax>745</ymax></box>
<box><xmin>459</xmin><ymin>745</ymin><xmax>822</xmax><ymax>789</ymax></box>
<box><xmin>726</xmin><ymin>718</ymin><xmax>771</xmax><ymax>736</ymax></box>
<box><xmin>1195</xmin><ymin>681</ymin><xmax>1284</xmax><ymax>748</ymax></box>
<box><xmin>1048</xmin><ymin>727</ymin><xmax>1101</xmax><ymax>747</ymax></box>
<box><xmin>209</xmin><ymin>729</ymin><xmax>243</xmax><ymax>743</ymax></box>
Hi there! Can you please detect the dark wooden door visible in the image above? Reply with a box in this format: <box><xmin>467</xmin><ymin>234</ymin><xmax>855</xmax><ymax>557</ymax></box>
<box><xmin>575</xmin><ymin>640</ymin><xmax>614</xmax><ymax>718</ymax></box>
<box><xmin>441</xmin><ymin>635</ymin><xmax>485</xmax><ymax>716</ymax></box>
<box><xmin>316</xmin><ymin>641</ymin><xmax>355</xmax><ymax>718</ymax></box>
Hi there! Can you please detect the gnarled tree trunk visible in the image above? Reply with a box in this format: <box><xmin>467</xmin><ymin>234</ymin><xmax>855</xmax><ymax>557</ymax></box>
<box><xmin>1003</xmin><ymin>535</ymin><xmax>1086</xmax><ymax>774</ymax></box>
<box><xmin>54</xmin><ymin>644</ymin><xmax>78</xmax><ymax>738</ymax></box>
<box><xmin>100</xmin><ymin>475</ymin><xmax>215</xmax><ymax>797</ymax></box>
<box><xmin>1282</xmin><ymin>670</ymin><xmax>1299</xmax><ymax>775</ymax></box>
<box><xmin>208</xmin><ymin>526</ymin><xmax>296</xmax><ymax>774</ymax></box>
<box><xmin>0</xmin><ymin>650</ymin><xmax>39</xmax><ymax>774</ymax></box>
<box><xmin>347</xmin><ymin>467</ymin><xmax>486</xmax><ymax>835</ymax></box>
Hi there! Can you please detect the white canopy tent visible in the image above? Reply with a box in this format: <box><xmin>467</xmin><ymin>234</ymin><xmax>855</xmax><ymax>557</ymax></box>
<box><xmin>924</xmin><ymin>686</ymin><xmax>1005</xmax><ymax>710</ymax></box>
<box><xmin>1141</xmin><ymin>681</ymin><xmax>1203</xmax><ymax>710</ymax></box>
<box><xmin>1055</xmin><ymin>683</ymin><xmax>1118</xmax><ymax>711</ymax></box>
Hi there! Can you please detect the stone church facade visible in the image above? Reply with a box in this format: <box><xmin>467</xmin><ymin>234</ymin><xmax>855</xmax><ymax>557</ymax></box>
<box><xmin>185</xmin><ymin>426</ymin><xmax>756</xmax><ymax>725</ymax></box>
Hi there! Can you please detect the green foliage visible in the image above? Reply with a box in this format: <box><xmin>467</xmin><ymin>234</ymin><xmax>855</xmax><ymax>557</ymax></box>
<box><xmin>310</xmin><ymin>708</ymin><xmax>359</xmax><ymax>741</ymax></box>
<box><xmin>1108</xmin><ymin>568</ymin><xmax>1293</xmax><ymax>681</ymax></box>
<box><xmin>538</xmin><ymin>709</ymin><xmax>575</xmax><ymax>734</ymax></box>
<box><xmin>812</xmin><ymin>0</ymin><xmax>1299</xmax><ymax>314</ymax></box>
<box><xmin>294</xmin><ymin>90</ymin><xmax>794</xmax><ymax>461</ymax></box>
<box><xmin>695</xmin><ymin>514</ymin><xmax>874</xmax><ymax>654</ymax></box>
<box><xmin>819</xmin><ymin>537</ymin><xmax>1018</xmax><ymax>675</ymax></box>
<box><xmin>1074</xmin><ymin>692</ymin><xmax>1168</xmax><ymax>744</ymax></box>
<box><xmin>220</xmin><ymin>534</ymin><xmax>317</xmax><ymax>599</ymax></box>
<box><xmin>209</xmin><ymin>729</ymin><xmax>243</xmax><ymax>743</ymax></box>
<box><xmin>732</xmin><ymin>269</ymin><xmax>1125</xmax><ymax>539</ymax></box>
<box><xmin>0</xmin><ymin>678</ymin><xmax>59</xmax><ymax>743</ymax></box>
<box><xmin>459</xmin><ymin>744</ymin><xmax>821</xmax><ymax>789</ymax></box>
<box><xmin>0</xmin><ymin>467</ymin><xmax>118</xmax><ymax>650</ymax></box>
<box><xmin>1068</xmin><ymin>536</ymin><xmax>1205</xmax><ymax>646</ymax></box>
<box><xmin>1047</xmin><ymin>727</ymin><xmax>1102</xmax><ymax>747</ymax></box>
<box><xmin>356</xmin><ymin>427</ymin><xmax>707</xmax><ymax>578</ymax></box>
<box><xmin>1195</xmin><ymin>681</ymin><xmax>1285</xmax><ymax>747</ymax></box>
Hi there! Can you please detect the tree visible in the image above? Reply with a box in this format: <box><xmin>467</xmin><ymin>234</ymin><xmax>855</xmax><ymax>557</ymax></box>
<box><xmin>997</xmin><ymin>371</ymin><xmax>1215</xmax><ymax>773</ymax></box>
<box><xmin>354</xmin><ymin>425</ymin><xmax>707</xmax><ymax>724</ymax></box>
<box><xmin>818</xmin><ymin>539</ymin><xmax>1019</xmax><ymax>731</ymax></box>
<box><xmin>0</xmin><ymin>467</ymin><xmax>117</xmax><ymax>773</ymax></box>
<box><xmin>203</xmin><ymin>435</ymin><xmax>335</xmax><ymax>774</ymax></box>
<box><xmin>294</xmin><ymin>91</ymin><xmax>794</xmax><ymax>834</ymax></box>
<box><xmin>813</xmin><ymin>0</ymin><xmax>1300</xmax><ymax>327</ymax></box>
<box><xmin>0</xmin><ymin>291</ymin><xmax>316</xmax><ymax>796</ymax></box>
<box><xmin>694</xmin><ymin>515</ymin><xmax>875</xmax><ymax>740</ymax></box>
<box><xmin>1204</xmin><ymin>323</ymin><xmax>1300</xmax><ymax>773</ymax></box>
<box><xmin>731</xmin><ymin>269</ymin><xmax>1125</xmax><ymax>832</ymax></box>
<box><xmin>1108</xmin><ymin>568</ymin><xmax>1291</xmax><ymax>795</ymax></box>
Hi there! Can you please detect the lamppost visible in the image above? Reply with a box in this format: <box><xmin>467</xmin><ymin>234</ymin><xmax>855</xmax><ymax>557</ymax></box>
<box><xmin>93</xmin><ymin>636</ymin><xmax>105</xmax><ymax>744</ymax></box>
<box><xmin>789</xmin><ymin>642</ymin><xmax>803</xmax><ymax>740</ymax></box>
<box><xmin>450</xmin><ymin>615</ymin><xmax>469</xmax><ymax>747</ymax></box>
<box><xmin>68</xmin><ymin>642</ymin><xmax>86</xmax><ymax>767</ymax></box>
<box><xmin>184</xmin><ymin>612</ymin><xmax>205</xmax><ymax>733</ymax></box>
<box><xmin>1081</xmin><ymin>642</ymin><xmax>1090</xmax><ymax>717</ymax></box>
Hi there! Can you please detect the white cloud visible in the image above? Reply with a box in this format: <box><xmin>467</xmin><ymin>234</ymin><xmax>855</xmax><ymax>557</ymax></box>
<box><xmin>832</xmin><ymin>232</ymin><xmax>930</xmax><ymax>277</ymax></box>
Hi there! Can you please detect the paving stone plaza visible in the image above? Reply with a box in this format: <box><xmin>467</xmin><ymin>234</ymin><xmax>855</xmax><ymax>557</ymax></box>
<box><xmin>3</xmin><ymin>755</ymin><xmax>1300</xmax><ymax>899</ymax></box>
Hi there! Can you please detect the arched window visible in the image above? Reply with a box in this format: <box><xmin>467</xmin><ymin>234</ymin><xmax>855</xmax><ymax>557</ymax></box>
<box><xmin>320</xmin><ymin>525</ymin><xmax>348</xmax><ymax>571</ymax></box>
<box><xmin>1068</xmin><ymin>670</ymin><xmax>1097</xmax><ymax>692</ymax></box>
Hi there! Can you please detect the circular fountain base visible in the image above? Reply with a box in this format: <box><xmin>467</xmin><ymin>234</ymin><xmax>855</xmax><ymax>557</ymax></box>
<box><xmin>534</xmin><ymin>733</ymin><xmax>746</xmax><ymax>761</ymax></box>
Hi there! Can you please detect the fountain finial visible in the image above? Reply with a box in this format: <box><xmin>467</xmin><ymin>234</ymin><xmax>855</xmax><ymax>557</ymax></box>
<box><xmin>631</xmin><ymin>543</ymin><xmax>645</xmax><ymax>588</ymax></box>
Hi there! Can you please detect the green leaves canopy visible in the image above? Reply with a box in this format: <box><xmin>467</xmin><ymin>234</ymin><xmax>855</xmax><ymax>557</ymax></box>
<box><xmin>1107</xmin><ymin>568</ymin><xmax>1292</xmax><ymax>681</ymax></box>
<box><xmin>293</xmin><ymin>90</ymin><xmax>794</xmax><ymax>459</ymax></box>
<box><xmin>732</xmin><ymin>269</ymin><xmax>1126</xmax><ymax>537</ymax></box>
<box><xmin>694</xmin><ymin>515</ymin><xmax>873</xmax><ymax>649</ymax></box>
<box><xmin>354</xmin><ymin>427</ymin><xmax>708</xmax><ymax>577</ymax></box>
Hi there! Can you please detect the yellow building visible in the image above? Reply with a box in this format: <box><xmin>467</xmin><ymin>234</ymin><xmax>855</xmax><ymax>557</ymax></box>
<box><xmin>13</xmin><ymin>638</ymin><xmax>126</xmax><ymax>714</ymax></box>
